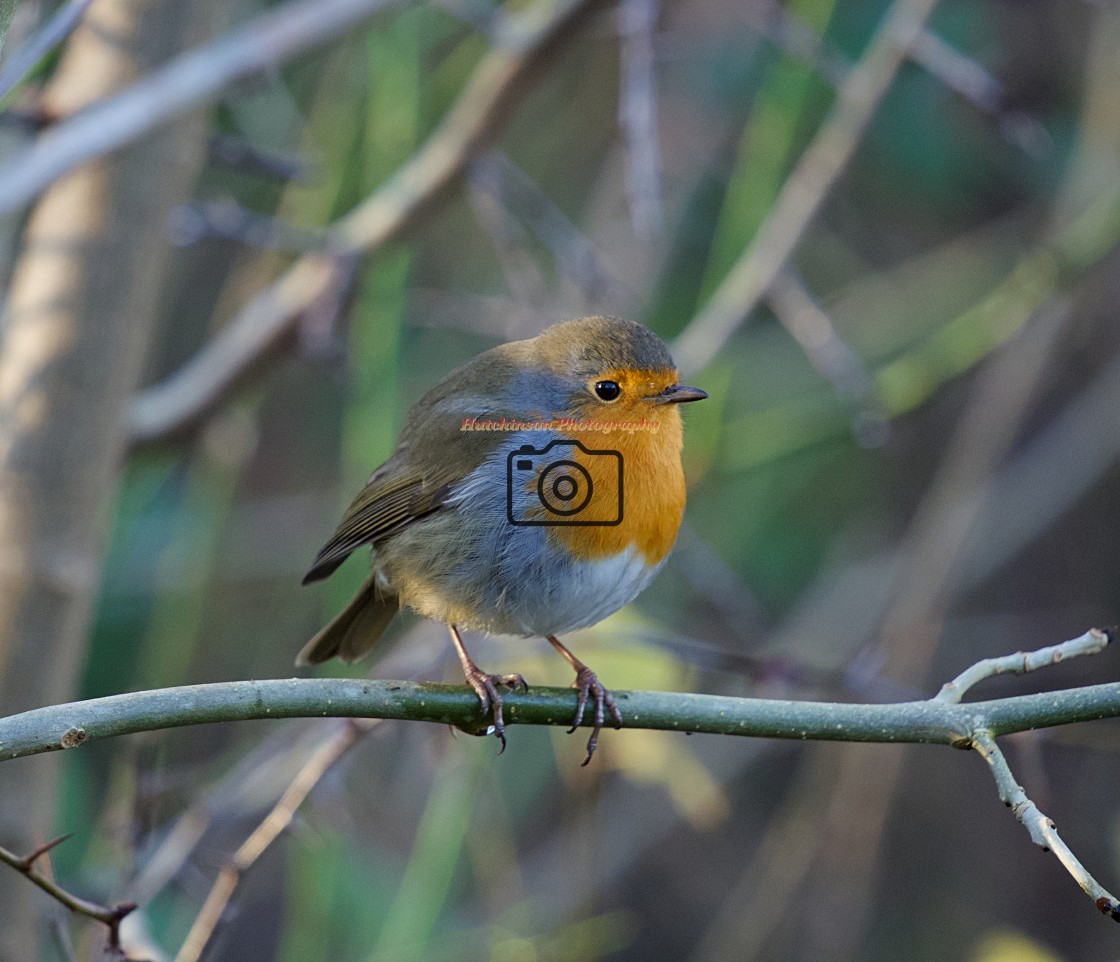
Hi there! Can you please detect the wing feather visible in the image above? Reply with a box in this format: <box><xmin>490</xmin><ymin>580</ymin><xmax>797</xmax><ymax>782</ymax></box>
<box><xmin>303</xmin><ymin>345</ymin><xmax>528</xmax><ymax>584</ymax></box>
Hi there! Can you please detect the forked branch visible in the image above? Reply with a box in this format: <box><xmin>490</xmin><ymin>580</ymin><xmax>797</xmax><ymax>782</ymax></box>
<box><xmin>1</xmin><ymin>629</ymin><xmax>1117</xmax><ymax>928</ymax></box>
<box><xmin>0</xmin><ymin>835</ymin><xmax>137</xmax><ymax>953</ymax></box>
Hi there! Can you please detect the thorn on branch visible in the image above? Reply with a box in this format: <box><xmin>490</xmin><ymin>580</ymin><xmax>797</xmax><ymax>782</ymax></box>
<box><xmin>21</xmin><ymin>832</ymin><xmax>74</xmax><ymax>867</ymax></box>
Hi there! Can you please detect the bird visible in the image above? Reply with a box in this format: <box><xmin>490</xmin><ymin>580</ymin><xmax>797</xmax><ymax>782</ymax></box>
<box><xmin>298</xmin><ymin>315</ymin><xmax>707</xmax><ymax>763</ymax></box>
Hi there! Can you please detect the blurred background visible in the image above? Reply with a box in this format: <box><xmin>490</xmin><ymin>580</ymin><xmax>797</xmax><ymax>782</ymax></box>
<box><xmin>1</xmin><ymin>0</ymin><xmax>1119</xmax><ymax>958</ymax></box>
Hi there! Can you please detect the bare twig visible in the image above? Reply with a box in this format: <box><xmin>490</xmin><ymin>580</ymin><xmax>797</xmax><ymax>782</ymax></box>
<box><xmin>0</xmin><ymin>0</ymin><xmax>96</xmax><ymax>102</ymax></box>
<box><xmin>937</xmin><ymin>628</ymin><xmax>1112</xmax><ymax>703</ymax></box>
<box><xmin>0</xmin><ymin>835</ymin><xmax>138</xmax><ymax>951</ymax></box>
<box><xmin>0</xmin><ymin>0</ymin><xmax>405</xmax><ymax>216</ymax></box>
<box><xmin>672</xmin><ymin>0</ymin><xmax>941</xmax><ymax>375</ymax></box>
<box><xmin>127</xmin><ymin>0</ymin><xmax>604</xmax><ymax>445</ymax></box>
<box><xmin>173</xmin><ymin>719</ymin><xmax>369</xmax><ymax>962</ymax></box>
<box><xmin>739</xmin><ymin>2</ymin><xmax>849</xmax><ymax>87</ymax></box>
<box><xmin>971</xmin><ymin>730</ymin><xmax>1120</xmax><ymax>921</ymax></box>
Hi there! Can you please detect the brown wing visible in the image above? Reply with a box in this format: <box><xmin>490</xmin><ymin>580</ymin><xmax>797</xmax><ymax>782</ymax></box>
<box><xmin>302</xmin><ymin>400</ymin><xmax>510</xmax><ymax>584</ymax></box>
<box><xmin>302</xmin><ymin>343</ymin><xmax>535</xmax><ymax>584</ymax></box>
<box><xmin>300</xmin><ymin>463</ymin><xmax>440</xmax><ymax>583</ymax></box>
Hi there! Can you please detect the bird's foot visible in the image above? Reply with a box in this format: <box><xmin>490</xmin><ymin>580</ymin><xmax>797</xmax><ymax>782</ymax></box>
<box><xmin>462</xmin><ymin>666</ymin><xmax>528</xmax><ymax>752</ymax></box>
<box><xmin>568</xmin><ymin>666</ymin><xmax>623</xmax><ymax>766</ymax></box>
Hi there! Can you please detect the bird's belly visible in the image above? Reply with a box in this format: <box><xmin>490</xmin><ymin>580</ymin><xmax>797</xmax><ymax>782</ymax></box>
<box><xmin>485</xmin><ymin>542</ymin><xmax>663</xmax><ymax>636</ymax></box>
<box><xmin>379</xmin><ymin>515</ymin><xmax>664</xmax><ymax>637</ymax></box>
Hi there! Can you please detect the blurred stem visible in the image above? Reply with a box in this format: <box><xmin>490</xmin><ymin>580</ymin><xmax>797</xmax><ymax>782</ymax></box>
<box><xmin>699</xmin><ymin>0</ymin><xmax>838</xmax><ymax>303</ymax></box>
<box><xmin>0</xmin><ymin>0</ymin><xmax>406</xmax><ymax>216</ymax></box>
<box><xmin>174</xmin><ymin>720</ymin><xmax>368</xmax><ymax>962</ymax></box>
<box><xmin>0</xmin><ymin>1</ymin><xmax>14</xmax><ymax>57</ymax></box>
<box><xmin>874</xmin><ymin>187</ymin><xmax>1120</xmax><ymax>415</ymax></box>
<box><xmin>279</xmin><ymin>833</ymin><xmax>348</xmax><ymax>962</ymax></box>
<box><xmin>368</xmin><ymin>753</ymin><xmax>480</xmax><ymax>962</ymax></box>
<box><xmin>136</xmin><ymin>405</ymin><xmax>259</xmax><ymax>690</ymax></box>
<box><xmin>127</xmin><ymin>0</ymin><xmax>605</xmax><ymax>444</ymax></box>
<box><xmin>328</xmin><ymin>14</ymin><xmax>418</xmax><ymax>611</ymax></box>
<box><xmin>719</xmin><ymin>185</ymin><xmax>1120</xmax><ymax>471</ymax></box>
<box><xmin>673</xmin><ymin>0</ymin><xmax>942</xmax><ymax>374</ymax></box>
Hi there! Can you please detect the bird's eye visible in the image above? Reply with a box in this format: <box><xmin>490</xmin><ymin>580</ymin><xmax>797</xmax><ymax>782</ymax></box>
<box><xmin>594</xmin><ymin>380</ymin><xmax>621</xmax><ymax>401</ymax></box>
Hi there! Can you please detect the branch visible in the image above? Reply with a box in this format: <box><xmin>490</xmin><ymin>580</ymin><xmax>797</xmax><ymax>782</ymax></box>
<box><xmin>1</xmin><ymin>632</ymin><xmax>1117</xmax><ymax>763</ymax></box>
<box><xmin>2</xmin><ymin>630</ymin><xmax>1120</xmax><ymax>924</ymax></box>
<box><xmin>971</xmin><ymin>731</ymin><xmax>1120</xmax><ymax>921</ymax></box>
<box><xmin>0</xmin><ymin>0</ymin><xmax>403</xmax><ymax>217</ymax></box>
<box><xmin>937</xmin><ymin>628</ymin><xmax>1111</xmax><ymax>702</ymax></box>
<box><xmin>672</xmin><ymin>0</ymin><xmax>941</xmax><ymax>375</ymax></box>
<box><xmin>0</xmin><ymin>836</ymin><xmax>137</xmax><ymax>952</ymax></box>
<box><xmin>127</xmin><ymin>0</ymin><xmax>604</xmax><ymax>445</ymax></box>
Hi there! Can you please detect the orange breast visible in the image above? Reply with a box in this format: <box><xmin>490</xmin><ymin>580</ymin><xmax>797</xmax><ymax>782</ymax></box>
<box><xmin>546</xmin><ymin>405</ymin><xmax>686</xmax><ymax>564</ymax></box>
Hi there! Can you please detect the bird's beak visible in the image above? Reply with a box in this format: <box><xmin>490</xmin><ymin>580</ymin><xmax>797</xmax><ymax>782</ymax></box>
<box><xmin>651</xmin><ymin>383</ymin><xmax>709</xmax><ymax>404</ymax></box>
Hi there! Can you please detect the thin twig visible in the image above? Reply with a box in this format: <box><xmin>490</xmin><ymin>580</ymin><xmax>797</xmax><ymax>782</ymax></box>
<box><xmin>971</xmin><ymin>730</ymin><xmax>1120</xmax><ymax>921</ymax></box>
<box><xmin>0</xmin><ymin>0</ymin><xmax>96</xmax><ymax>102</ymax></box>
<box><xmin>739</xmin><ymin>2</ymin><xmax>849</xmax><ymax>87</ymax></box>
<box><xmin>173</xmin><ymin>719</ymin><xmax>369</xmax><ymax>962</ymax></box>
<box><xmin>0</xmin><ymin>0</ymin><xmax>406</xmax><ymax>216</ymax></box>
<box><xmin>937</xmin><ymin>628</ymin><xmax>1112</xmax><ymax>703</ymax></box>
<box><xmin>166</xmin><ymin>200</ymin><xmax>328</xmax><ymax>252</ymax></box>
<box><xmin>0</xmin><ymin>835</ymin><xmax>137</xmax><ymax>950</ymax></box>
<box><xmin>672</xmin><ymin>0</ymin><xmax>941</xmax><ymax>375</ymax></box>
<box><xmin>127</xmin><ymin>0</ymin><xmax>604</xmax><ymax>445</ymax></box>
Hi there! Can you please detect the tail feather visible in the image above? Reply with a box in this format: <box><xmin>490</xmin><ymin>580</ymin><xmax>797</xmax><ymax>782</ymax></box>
<box><xmin>297</xmin><ymin>574</ymin><xmax>399</xmax><ymax>666</ymax></box>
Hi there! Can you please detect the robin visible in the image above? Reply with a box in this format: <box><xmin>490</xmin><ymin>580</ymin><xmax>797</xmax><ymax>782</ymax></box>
<box><xmin>299</xmin><ymin>315</ymin><xmax>707</xmax><ymax>762</ymax></box>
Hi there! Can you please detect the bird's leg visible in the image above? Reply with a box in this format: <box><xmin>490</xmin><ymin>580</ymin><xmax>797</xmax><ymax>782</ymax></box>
<box><xmin>448</xmin><ymin>624</ymin><xmax>527</xmax><ymax>751</ymax></box>
<box><xmin>546</xmin><ymin>635</ymin><xmax>623</xmax><ymax>765</ymax></box>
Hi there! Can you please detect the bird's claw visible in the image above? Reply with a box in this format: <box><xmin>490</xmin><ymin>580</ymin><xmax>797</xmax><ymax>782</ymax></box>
<box><xmin>462</xmin><ymin>668</ymin><xmax>529</xmax><ymax>752</ymax></box>
<box><xmin>568</xmin><ymin>666</ymin><xmax>623</xmax><ymax>765</ymax></box>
